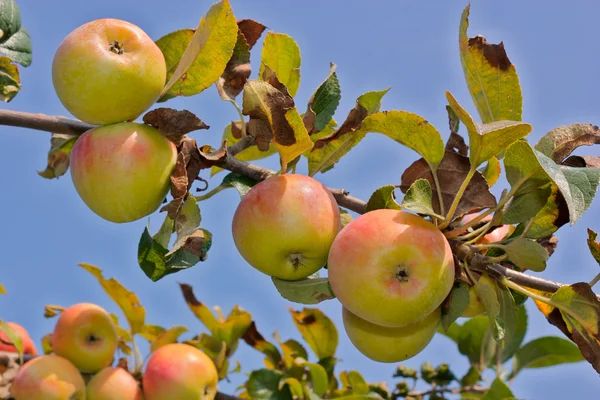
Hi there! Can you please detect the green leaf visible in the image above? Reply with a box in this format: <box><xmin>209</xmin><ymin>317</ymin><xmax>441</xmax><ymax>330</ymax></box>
<box><xmin>340</xmin><ymin>208</ymin><xmax>352</xmax><ymax>228</ymax></box>
<box><xmin>481</xmin><ymin>378</ymin><xmax>514</xmax><ymax>400</ymax></box>
<box><xmin>346</xmin><ymin>371</ymin><xmax>369</xmax><ymax>395</ymax></box>
<box><xmin>178</xmin><ymin>283</ymin><xmax>219</xmax><ymax>333</ymax></box>
<box><xmin>200</xmin><ymin>171</ymin><xmax>258</xmax><ymax>200</ymax></box>
<box><xmin>213</xmin><ymin>305</ymin><xmax>253</xmax><ymax>352</ymax></box>
<box><xmin>304</xmin><ymin>362</ymin><xmax>328</xmax><ymax>396</ymax></box>
<box><xmin>459</xmin><ymin>4</ymin><xmax>522</xmax><ymax>124</ymax></box>
<box><xmin>304</xmin><ymin>62</ymin><xmax>341</xmax><ymax>133</ymax></box>
<box><xmin>480</xmin><ymin>156</ymin><xmax>502</xmax><ymax>187</ymax></box>
<box><xmin>272</xmin><ymin>277</ymin><xmax>335</xmax><ymax>305</ymax></box>
<box><xmin>78</xmin><ymin>263</ymin><xmax>146</xmax><ymax>334</ymax></box>
<box><xmin>290</xmin><ymin>308</ymin><xmax>338</xmax><ymax>360</ymax></box>
<box><xmin>0</xmin><ymin>0</ymin><xmax>31</xmax><ymax>66</ymax></box>
<box><xmin>37</xmin><ymin>133</ymin><xmax>78</xmax><ymax>179</ymax></box>
<box><xmin>446</xmin><ymin>91</ymin><xmax>531</xmax><ymax>167</ymax></box>
<box><xmin>242</xmin><ymin>322</ymin><xmax>283</xmax><ymax>368</ymax></box>
<box><xmin>504</xmin><ymin>238</ymin><xmax>549</xmax><ymax>272</ymax></box>
<box><xmin>496</xmin><ymin>299</ymin><xmax>527</xmax><ymax>363</ymax></box>
<box><xmin>280</xmin><ymin>378</ymin><xmax>304</xmax><ymax>400</ymax></box>
<box><xmin>441</xmin><ymin>281</ymin><xmax>470</xmax><ymax>331</ymax></box>
<box><xmin>361</xmin><ymin>110</ymin><xmax>445</xmax><ymax>169</ymax></box>
<box><xmin>246</xmin><ymin>369</ymin><xmax>293</xmax><ymax>400</ymax></box>
<box><xmin>503</xmin><ymin>140</ymin><xmax>553</xmax><ymax>224</ymax></box>
<box><xmin>149</xmin><ymin>325</ymin><xmax>188</xmax><ymax>353</ymax></box>
<box><xmin>0</xmin><ymin>55</ymin><xmax>19</xmax><ymax>101</ymax></box>
<box><xmin>138</xmin><ymin>221</ymin><xmax>212</xmax><ymax>282</ymax></box>
<box><xmin>211</xmin><ymin>123</ymin><xmax>276</xmax><ymax>176</ymax></box>
<box><xmin>308</xmin><ymin>89</ymin><xmax>389</xmax><ymax>175</ymax></box>
<box><xmin>510</xmin><ymin>336</ymin><xmax>584</xmax><ymax>379</ymax></box>
<box><xmin>365</xmin><ymin>185</ymin><xmax>401</xmax><ymax>212</ymax></box>
<box><xmin>153</xmin><ymin>213</ymin><xmax>174</xmax><ymax>248</ymax></box>
<box><xmin>157</xmin><ymin>0</ymin><xmax>238</xmax><ymax>99</ymax></box>
<box><xmin>0</xmin><ymin>320</ymin><xmax>22</xmax><ymax>359</ymax></box>
<box><xmin>401</xmin><ymin>178</ymin><xmax>439</xmax><ymax>218</ymax></box>
<box><xmin>259</xmin><ymin>32</ymin><xmax>301</xmax><ymax>97</ymax></box>
<box><xmin>174</xmin><ymin>195</ymin><xmax>201</xmax><ymax>241</ymax></box>
<box><xmin>474</xmin><ymin>276</ymin><xmax>503</xmax><ymax>341</ymax></box>
<box><xmin>457</xmin><ymin>316</ymin><xmax>495</xmax><ymax>370</ymax></box>
<box><xmin>0</xmin><ymin>283</ymin><xmax>5</xmax><ymax>295</ymax></box>
<box><xmin>587</xmin><ymin>229</ymin><xmax>600</xmax><ymax>266</ymax></box>
<box><xmin>242</xmin><ymin>79</ymin><xmax>313</xmax><ymax>172</ymax></box>
<box><xmin>187</xmin><ymin>333</ymin><xmax>227</xmax><ymax>373</ymax></box>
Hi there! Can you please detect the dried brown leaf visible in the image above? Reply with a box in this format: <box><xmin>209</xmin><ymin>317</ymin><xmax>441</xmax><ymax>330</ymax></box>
<box><xmin>247</xmin><ymin>118</ymin><xmax>272</xmax><ymax>151</ymax></box>
<box><xmin>143</xmin><ymin>108</ymin><xmax>209</xmax><ymax>146</ymax></box>
<box><xmin>563</xmin><ymin>155</ymin><xmax>600</xmax><ymax>168</ymax></box>
<box><xmin>237</xmin><ymin>19</ymin><xmax>267</xmax><ymax>48</ymax></box>
<box><xmin>445</xmin><ymin>131</ymin><xmax>469</xmax><ymax>157</ymax></box>
<box><xmin>538</xmin><ymin>235</ymin><xmax>559</xmax><ymax>258</ymax></box>
<box><xmin>400</xmin><ymin>151</ymin><xmax>497</xmax><ymax>218</ymax></box>
<box><xmin>313</xmin><ymin>104</ymin><xmax>368</xmax><ymax>149</ymax></box>
<box><xmin>468</xmin><ymin>36</ymin><xmax>512</xmax><ymax>71</ymax></box>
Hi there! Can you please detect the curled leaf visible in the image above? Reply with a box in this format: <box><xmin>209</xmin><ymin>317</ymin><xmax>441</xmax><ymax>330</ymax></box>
<box><xmin>143</xmin><ymin>108</ymin><xmax>209</xmax><ymax>146</ymax></box>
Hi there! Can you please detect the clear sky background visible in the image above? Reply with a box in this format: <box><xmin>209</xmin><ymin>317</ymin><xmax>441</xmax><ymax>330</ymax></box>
<box><xmin>2</xmin><ymin>0</ymin><xmax>600</xmax><ymax>398</ymax></box>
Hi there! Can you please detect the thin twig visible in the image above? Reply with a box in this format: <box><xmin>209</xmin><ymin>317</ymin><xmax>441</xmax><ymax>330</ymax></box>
<box><xmin>406</xmin><ymin>384</ymin><xmax>488</xmax><ymax>397</ymax></box>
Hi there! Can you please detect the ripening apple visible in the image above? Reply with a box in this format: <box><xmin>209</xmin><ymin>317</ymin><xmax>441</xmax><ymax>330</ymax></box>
<box><xmin>232</xmin><ymin>174</ymin><xmax>342</xmax><ymax>280</ymax></box>
<box><xmin>69</xmin><ymin>122</ymin><xmax>177</xmax><ymax>223</ymax></box>
<box><xmin>328</xmin><ymin>209</ymin><xmax>455</xmax><ymax>328</ymax></box>
<box><xmin>343</xmin><ymin>306</ymin><xmax>441</xmax><ymax>363</ymax></box>
<box><xmin>0</xmin><ymin>322</ymin><xmax>38</xmax><ymax>355</ymax></box>
<box><xmin>10</xmin><ymin>354</ymin><xmax>86</xmax><ymax>400</ymax></box>
<box><xmin>51</xmin><ymin>303</ymin><xmax>118</xmax><ymax>373</ymax></box>
<box><xmin>52</xmin><ymin>18</ymin><xmax>166</xmax><ymax>125</ymax></box>
<box><xmin>143</xmin><ymin>343</ymin><xmax>218</xmax><ymax>400</ymax></box>
<box><xmin>87</xmin><ymin>367</ymin><xmax>144</xmax><ymax>400</ymax></box>
<box><xmin>460</xmin><ymin>213</ymin><xmax>515</xmax><ymax>245</ymax></box>
<box><xmin>461</xmin><ymin>273</ymin><xmax>495</xmax><ymax>318</ymax></box>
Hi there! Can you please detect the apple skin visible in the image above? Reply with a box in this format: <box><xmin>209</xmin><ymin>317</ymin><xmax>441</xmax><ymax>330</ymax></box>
<box><xmin>0</xmin><ymin>322</ymin><xmax>38</xmax><ymax>355</ymax></box>
<box><xmin>461</xmin><ymin>273</ymin><xmax>495</xmax><ymax>318</ymax></box>
<box><xmin>460</xmin><ymin>214</ymin><xmax>515</xmax><ymax>245</ymax></box>
<box><xmin>10</xmin><ymin>354</ymin><xmax>86</xmax><ymax>400</ymax></box>
<box><xmin>232</xmin><ymin>174</ymin><xmax>342</xmax><ymax>280</ymax></box>
<box><xmin>69</xmin><ymin>122</ymin><xmax>177</xmax><ymax>223</ymax></box>
<box><xmin>143</xmin><ymin>343</ymin><xmax>218</xmax><ymax>400</ymax></box>
<box><xmin>51</xmin><ymin>303</ymin><xmax>118</xmax><ymax>373</ymax></box>
<box><xmin>87</xmin><ymin>367</ymin><xmax>144</xmax><ymax>400</ymax></box>
<box><xmin>328</xmin><ymin>209</ymin><xmax>455</xmax><ymax>328</ymax></box>
<box><xmin>343</xmin><ymin>306</ymin><xmax>441</xmax><ymax>363</ymax></box>
<box><xmin>52</xmin><ymin>18</ymin><xmax>166</xmax><ymax>125</ymax></box>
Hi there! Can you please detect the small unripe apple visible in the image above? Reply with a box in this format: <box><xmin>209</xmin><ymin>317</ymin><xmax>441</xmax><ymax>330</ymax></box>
<box><xmin>51</xmin><ymin>303</ymin><xmax>118</xmax><ymax>373</ymax></box>
<box><xmin>232</xmin><ymin>174</ymin><xmax>342</xmax><ymax>280</ymax></box>
<box><xmin>87</xmin><ymin>367</ymin><xmax>144</xmax><ymax>400</ymax></box>
<box><xmin>343</xmin><ymin>306</ymin><xmax>441</xmax><ymax>363</ymax></box>
<box><xmin>69</xmin><ymin>122</ymin><xmax>177</xmax><ymax>223</ymax></box>
<box><xmin>52</xmin><ymin>18</ymin><xmax>167</xmax><ymax>125</ymax></box>
<box><xmin>0</xmin><ymin>322</ymin><xmax>38</xmax><ymax>355</ymax></box>
<box><xmin>461</xmin><ymin>273</ymin><xmax>495</xmax><ymax>318</ymax></box>
<box><xmin>10</xmin><ymin>354</ymin><xmax>86</xmax><ymax>400</ymax></box>
<box><xmin>143</xmin><ymin>343</ymin><xmax>218</xmax><ymax>400</ymax></box>
<box><xmin>328</xmin><ymin>209</ymin><xmax>455</xmax><ymax>328</ymax></box>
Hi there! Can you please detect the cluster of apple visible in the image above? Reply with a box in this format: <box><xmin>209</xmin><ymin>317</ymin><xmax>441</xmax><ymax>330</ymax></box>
<box><xmin>231</xmin><ymin>174</ymin><xmax>513</xmax><ymax>363</ymax></box>
<box><xmin>3</xmin><ymin>303</ymin><xmax>219</xmax><ymax>400</ymax></box>
<box><xmin>52</xmin><ymin>19</ymin><xmax>178</xmax><ymax>223</ymax></box>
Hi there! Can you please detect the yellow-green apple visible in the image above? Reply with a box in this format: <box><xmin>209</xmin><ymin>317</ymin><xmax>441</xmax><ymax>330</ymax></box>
<box><xmin>342</xmin><ymin>306</ymin><xmax>441</xmax><ymax>363</ymax></box>
<box><xmin>87</xmin><ymin>367</ymin><xmax>143</xmax><ymax>400</ymax></box>
<box><xmin>461</xmin><ymin>273</ymin><xmax>495</xmax><ymax>318</ymax></box>
<box><xmin>10</xmin><ymin>354</ymin><xmax>86</xmax><ymax>400</ymax></box>
<box><xmin>51</xmin><ymin>303</ymin><xmax>118</xmax><ymax>373</ymax></box>
<box><xmin>69</xmin><ymin>122</ymin><xmax>177</xmax><ymax>223</ymax></box>
<box><xmin>328</xmin><ymin>209</ymin><xmax>455</xmax><ymax>327</ymax></box>
<box><xmin>232</xmin><ymin>174</ymin><xmax>342</xmax><ymax>280</ymax></box>
<box><xmin>143</xmin><ymin>343</ymin><xmax>218</xmax><ymax>400</ymax></box>
<box><xmin>0</xmin><ymin>322</ymin><xmax>38</xmax><ymax>355</ymax></box>
<box><xmin>52</xmin><ymin>18</ymin><xmax>166</xmax><ymax>125</ymax></box>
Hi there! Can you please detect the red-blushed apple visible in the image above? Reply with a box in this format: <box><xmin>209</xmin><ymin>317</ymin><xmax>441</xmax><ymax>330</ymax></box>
<box><xmin>231</xmin><ymin>174</ymin><xmax>342</xmax><ymax>280</ymax></box>
<box><xmin>87</xmin><ymin>366</ymin><xmax>143</xmax><ymax>400</ymax></box>
<box><xmin>461</xmin><ymin>273</ymin><xmax>495</xmax><ymax>318</ymax></box>
<box><xmin>10</xmin><ymin>354</ymin><xmax>86</xmax><ymax>400</ymax></box>
<box><xmin>52</xmin><ymin>18</ymin><xmax>166</xmax><ymax>125</ymax></box>
<box><xmin>69</xmin><ymin>122</ymin><xmax>177</xmax><ymax>223</ymax></box>
<box><xmin>51</xmin><ymin>303</ymin><xmax>118</xmax><ymax>373</ymax></box>
<box><xmin>143</xmin><ymin>343</ymin><xmax>218</xmax><ymax>400</ymax></box>
<box><xmin>342</xmin><ymin>306</ymin><xmax>441</xmax><ymax>363</ymax></box>
<box><xmin>460</xmin><ymin>213</ymin><xmax>515</xmax><ymax>245</ymax></box>
<box><xmin>0</xmin><ymin>322</ymin><xmax>38</xmax><ymax>355</ymax></box>
<box><xmin>327</xmin><ymin>209</ymin><xmax>455</xmax><ymax>328</ymax></box>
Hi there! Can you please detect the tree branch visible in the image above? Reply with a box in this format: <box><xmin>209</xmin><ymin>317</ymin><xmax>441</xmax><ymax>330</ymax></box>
<box><xmin>406</xmin><ymin>384</ymin><xmax>488</xmax><ymax>397</ymax></box>
<box><xmin>0</xmin><ymin>109</ymin><xmax>596</xmax><ymax>299</ymax></box>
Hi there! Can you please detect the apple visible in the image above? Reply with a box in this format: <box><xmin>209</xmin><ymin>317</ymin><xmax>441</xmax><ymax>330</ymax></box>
<box><xmin>231</xmin><ymin>174</ymin><xmax>342</xmax><ymax>280</ymax></box>
<box><xmin>0</xmin><ymin>322</ymin><xmax>38</xmax><ymax>355</ymax></box>
<box><xmin>342</xmin><ymin>306</ymin><xmax>441</xmax><ymax>363</ymax></box>
<box><xmin>87</xmin><ymin>367</ymin><xmax>143</xmax><ymax>400</ymax></box>
<box><xmin>51</xmin><ymin>303</ymin><xmax>118</xmax><ymax>373</ymax></box>
<box><xmin>10</xmin><ymin>354</ymin><xmax>86</xmax><ymax>400</ymax></box>
<box><xmin>461</xmin><ymin>273</ymin><xmax>495</xmax><ymax>318</ymax></box>
<box><xmin>69</xmin><ymin>122</ymin><xmax>177</xmax><ymax>223</ymax></box>
<box><xmin>460</xmin><ymin>213</ymin><xmax>515</xmax><ymax>245</ymax></box>
<box><xmin>327</xmin><ymin>209</ymin><xmax>455</xmax><ymax>328</ymax></box>
<box><xmin>52</xmin><ymin>18</ymin><xmax>166</xmax><ymax>125</ymax></box>
<box><xmin>143</xmin><ymin>343</ymin><xmax>218</xmax><ymax>400</ymax></box>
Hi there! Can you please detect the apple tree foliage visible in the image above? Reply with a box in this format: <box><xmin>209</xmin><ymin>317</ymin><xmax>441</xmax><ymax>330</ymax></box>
<box><xmin>1</xmin><ymin>0</ymin><xmax>600</xmax><ymax>398</ymax></box>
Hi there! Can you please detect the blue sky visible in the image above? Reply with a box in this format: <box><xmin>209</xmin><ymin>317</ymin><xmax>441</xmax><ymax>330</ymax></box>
<box><xmin>2</xmin><ymin>0</ymin><xmax>600</xmax><ymax>398</ymax></box>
